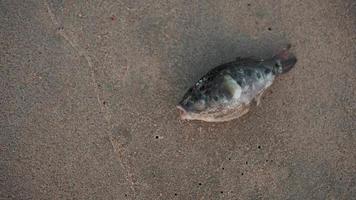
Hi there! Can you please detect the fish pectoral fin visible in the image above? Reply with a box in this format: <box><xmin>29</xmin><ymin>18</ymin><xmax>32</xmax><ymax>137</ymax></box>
<box><xmin>223</xmin><ymin>75</ymin><xmax>242</xmax><ymax>99</ymax></box>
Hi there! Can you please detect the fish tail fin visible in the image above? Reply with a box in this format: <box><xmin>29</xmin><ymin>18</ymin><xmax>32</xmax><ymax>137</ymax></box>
<box><xmin>273</xmin><ymin>44</ymin><xmax>297</xmax><ymax>74</ymax></box>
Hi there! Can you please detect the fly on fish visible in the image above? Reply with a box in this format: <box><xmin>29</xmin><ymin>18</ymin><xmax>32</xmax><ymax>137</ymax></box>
<box><xmin>177</xmin><ymin>45</ymin><xmax>297</xmax><ymax>122</ymax></box>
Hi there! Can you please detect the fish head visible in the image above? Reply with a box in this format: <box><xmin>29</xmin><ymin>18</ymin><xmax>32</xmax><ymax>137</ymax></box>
<box><xmin>177</xmin><ymin>88</ymin><xmax>208</xmax><ymax>120</ymax></box>
<box><xmin>177</xmin><ymin>75</ymin><xmax>239</xmax><ymax>121</ymax></box>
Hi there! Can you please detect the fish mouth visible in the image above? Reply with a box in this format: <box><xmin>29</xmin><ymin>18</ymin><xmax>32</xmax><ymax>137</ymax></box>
<box><xmin>176</xmin><ymin>105</ymin><xmax>190</xmax><ymax>120</ymax></box>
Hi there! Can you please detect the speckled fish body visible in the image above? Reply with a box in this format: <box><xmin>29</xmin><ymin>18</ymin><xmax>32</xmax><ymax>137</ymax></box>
<box><xmin>177</xmin><ymin>48</ymin><xmax>297</xmax><ymax>122</ymax></box>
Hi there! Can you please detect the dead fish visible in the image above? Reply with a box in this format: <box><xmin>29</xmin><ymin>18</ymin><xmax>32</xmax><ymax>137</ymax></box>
<box><xmin>177</xmin><ymin>46</ymin><xmax>297</xmax><ymax>122</ymax></box>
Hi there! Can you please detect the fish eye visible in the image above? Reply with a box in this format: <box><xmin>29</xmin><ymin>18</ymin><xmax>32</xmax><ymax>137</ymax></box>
<box><xmin>185</xmin><ymin>100</ymin><xmax>193</xmax><ymax>108</ymax></box>
<box><xmin>194</xmin><ymin>99</ymin><xmax>206</xmax><ymax>111</ymax></box>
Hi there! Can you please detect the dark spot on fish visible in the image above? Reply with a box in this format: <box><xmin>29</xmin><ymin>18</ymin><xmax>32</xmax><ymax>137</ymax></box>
<box><xmin>236</xmin><ymin>79</ymin><xmax>242</xmax><ymax>85</ymax></box>
<box><xmin>198</xmin><ymin>183</ymin><xmax>202</xmax><ymax>186</ymax></box>
<box><xmin>155</xmin><ymin>136</ymin><xmax>159</xmax><ymax>139</ymax></box>
<box><xmin>228</xmin><ymin>158</ymin><xmax>231</xmax><ymax>160</ymax></box>
<box><xmin>205</xmin><ymin>75</ymin><xmax>214</xmax><ymax>82</ymax></box>
<box><xmin>247</xmin><ymin>3</ymin><xmax>251</xmax><ymax>6</ymax></box>
<box><xmin>264</xmin><ymin>68</ymin><xmax>271</xmax><ymax>74</ymax></box>
<box><xmin>220</xmin><ymin>191</ymin><xmax>224</xmax><ymax>194</ymax></box>
<box><xmin>174</xmin><ymin>193</ymin><xmax>178</xmax><ymax>196</ymax></box>
<box><xmin>103</xmin><ymin>101</ymin><xmax>107</xmax><ymax>105</ymax></box>
<box><xmin>246</xmin><ymin>161</ymin><xmax>248</xmax><ymax>164</ymax></box>
<box><xmin>256</xmin><ymin>72</ymin><xmax>261</xmax><ymax>79</ymax></box>
<box><xmin>199</xmin><ymin>84</ymin><xmax>206</xmax><ymax>91</ymax></box>
<box><xmin>244</xmin><ymin>69</ymin><xmax>253</xmax><ymax>76</ymax></box>
<box><xmin>268</xmin><ymin>27</ymin><xmax>272</xmax><ymax>31</ymax></box>
<box><xmin>241</xmin><ymin>172</ymin><xmax>244</xmax><ymax>175</ymax></box>
<box><xmin>124</xmin><ymin>194</ymin><xmax>127</xmax><ymax>197</ymax></box>
<box><xmin>258</xmin><ymin>145</ymin><xmax>261</xmax><ymax>149</ymax></box>
<box><xmin>222</xmin><ymin>167</ymin><xmax>224</xmax><ymax>170</ymax></box>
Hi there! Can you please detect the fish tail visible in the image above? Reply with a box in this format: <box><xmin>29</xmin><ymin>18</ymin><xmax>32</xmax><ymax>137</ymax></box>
<box><xmin>273</xmin><ymin>44</ymin><xmax>297</xmax><ymax>74</ymax></box>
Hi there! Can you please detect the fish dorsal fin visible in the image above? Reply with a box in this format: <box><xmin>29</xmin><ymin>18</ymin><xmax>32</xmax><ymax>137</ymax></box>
<box><xmin>223</xmin><ymin>75</ymin><xmax>242</xmax><ymax>99</ymax></box>
<box><xmin>235</xmin><ymin>57</ymin><xmax>264</xmax><ymax>65</ymax></box>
